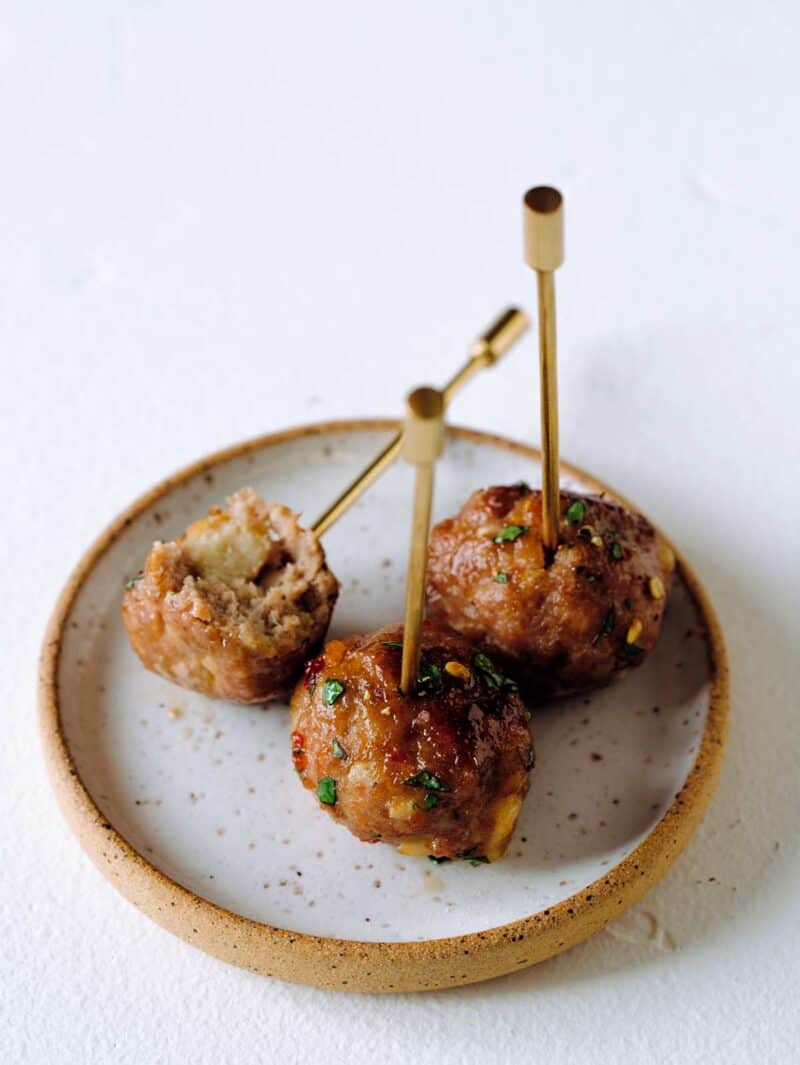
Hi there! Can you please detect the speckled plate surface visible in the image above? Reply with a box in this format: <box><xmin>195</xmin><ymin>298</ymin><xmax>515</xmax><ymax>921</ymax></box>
<box><xmin>40</xmin><ymin>422</ymin><xmax>728</xmax><ymax>992</ymax></box>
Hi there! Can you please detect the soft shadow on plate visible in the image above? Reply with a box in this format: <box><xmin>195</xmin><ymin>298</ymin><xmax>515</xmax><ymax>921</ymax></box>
<box><xmin>457</xmin><ymin>546</ymin><xmax>797</xmax><ymax>997</ymax></box>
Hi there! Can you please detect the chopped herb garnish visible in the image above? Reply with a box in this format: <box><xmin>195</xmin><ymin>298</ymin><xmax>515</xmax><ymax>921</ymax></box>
<box><xmin>423</xmin><ymin>793</ymin><xmax>440</xmax><ymax>810</ymax></box>
<box><xmin>493</xmin><ymin>524</ymin><xmax>528</xmax><ymax>543</ymax></box>
<box><xmin>513</xmin><ymin>480</ymin><xmax>532</xmax><ymax>492</ymax></box>
<box><xmin>493</xmin><ymin>571</ymin><xmax>509</xmax><ymax>584</ymax></box>
<box><xmin>469</xmin><ymin>856</ymin><xmax>490</xmax><ymax>866</ymax></box>
<box><xmin>322</xmin><ymin>679</ymin><xmax>345</xmax><ymax>706</ymax></box>
<box><xmin>428</xmin><ymin>855</ymin><xmax>451</xmax><ymax>864</ymax></box>
<box><xmin>303</xmin><ymin>655</ymin><xmax>325</xmax><ymax>693</ymax></box>
<box><xmin>592</xmin><ymin>604</ymin><xmax>617</xmax><ymax>646</ymax></box>
<box><xmin>586</xmin><ymin>573</ymin><xmax>599</xmax><ymax>582</ymax></box>
<box><xmin>610</xmin><ymin>541</ymin><xmax>624</xmax><ymax>560</ymax></box>
<box><xmin>473</xmin><ymin>652</ymin><xmax>517</xmax><ymax>691</ymax></box>
<box><xmin>381</xmin><ymin>641</ymin><xmax>403</xmax><ymax>650</ymax></box>
<box><xmin>416</xmin><ymin>660</ymin><xmax>443</xmax><ymax>697</ymax></box>
<box><xmin>404</xmin><ymin>769</ymin><xmax>450</xmax><ymax>792</ymax></box>
<box><xmin>316</xmin><ymin>777</ymin><xmax>336</xmax><ymax>805</ymax></box>
<box><xmin>331</xmin><ymin>738</ymin><xmax>346</xmax><ymax>760</ymax></box>
<box><xmin>124</xmin><ymin>573</ymin><xmax>144</xmax><ymax>589</ymax></box>
<box><xmin>565</xmin><ymin>499</ymin><xmax>586</xmax><ymax>525</ymax></box>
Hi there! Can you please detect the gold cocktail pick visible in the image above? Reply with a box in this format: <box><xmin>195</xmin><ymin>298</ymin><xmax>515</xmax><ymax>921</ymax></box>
<box><xmin>311</xmin><ymin>307</ymin><xmax>529</xmax><ymax>537</ymax></box>
<box><xmin>523</xmin><ymin>187</ymin><xmax>565</xmax><ymax>553</ymax></box>
<box><xmin>399</xmin><ymin>386</ymin><xmax>445</xmax><ymax>695</ymax></box>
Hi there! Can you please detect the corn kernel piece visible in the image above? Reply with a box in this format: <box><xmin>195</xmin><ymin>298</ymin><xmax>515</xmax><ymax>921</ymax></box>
<box><xmin>396</xmin><ymin>838</ymin><xmax>433</xmax><ymax>857</ymax></box>
<box><xmin>657</xmin><ymin>541</ymin><xmax>676</xmax><ymax>574</ymax></box>
<box><xmin>348</xmin><ymin>760</ymin><xmax>379</xmax><ymax>785</ymax></box>
<box><xmin>649</xmin><ymin>576</ymin><xmax>665</xmax><ymax>600</ymax></box>
<box><xmin>444</xmin><ymin>660</ymin><xmax>471</xmax><ymax>681</ymax></box>
<box><xmin>387</xmin><ymin>796</ymin><xmax>418</xmax><ymax>821</ymax></box>
<box><xmin>591</xmin><ymin>535</ymin><xmax>604</xmax><ymax>548</ymax></box>
<box><xmin>626</xmin><ymin>618</ymin><xmax>643</xmax><ymax>644</ymax></box>
<box><xmin>484</xmin><ymin>793</ymin><xmax>523</xmax><ymax>862</ymax></box>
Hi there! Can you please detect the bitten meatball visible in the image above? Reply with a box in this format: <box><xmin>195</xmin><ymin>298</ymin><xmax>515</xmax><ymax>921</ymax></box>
<box><xmin>426</xmin><ymin>485</ymin><xmax>675</xmax><ymax>699</ymax></box>
<box><xmin>290</xmin><ymin>622</ymin><xmax>533</xmax><ymax>862</ymax></box>
<box><xmin>123</xmin><ymin>487</ymin><xmax>339</xmax><ymax>703</ymax></box>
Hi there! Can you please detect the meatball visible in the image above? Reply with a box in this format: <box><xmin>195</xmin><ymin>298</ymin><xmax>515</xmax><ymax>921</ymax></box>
<box><xmin>123</xmin><ymin>487</ymin><xmax>339</xmax><ymax>703</ymax></box>
<box><xmin>426</xmin><ymin>485</ymin><xmax>675</xmax><ymax>698</ymax></box>
<box><xmin>289</xmin><ymin>622</ymin><xmax>533</xmax><ymax>862</ymax></box>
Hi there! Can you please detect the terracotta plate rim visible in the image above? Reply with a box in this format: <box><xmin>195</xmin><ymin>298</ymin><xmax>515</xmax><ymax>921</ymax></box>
<box><xmin>38</xmin><ymin>419</ymin><xmax>729</xmax><ymax>993</ymax></box>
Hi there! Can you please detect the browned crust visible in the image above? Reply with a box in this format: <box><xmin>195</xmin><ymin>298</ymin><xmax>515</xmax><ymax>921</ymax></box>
<box><xmin>426</xmin><ymin>486</ymin><xmax>675</xmax><ymax>698</ymax></box>
<box><xmin>289</xmin><ymin>621</ymin><xmax>533</xmax><ymax>860</ymax></box>
<box><xmin>38</xmin><ymin>420</ymin><xmax>729</xmax><ymax>994</ymax></box>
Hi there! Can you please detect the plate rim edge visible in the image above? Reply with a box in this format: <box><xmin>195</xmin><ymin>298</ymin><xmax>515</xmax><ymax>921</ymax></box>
<box><xmin>38</xmin><ymin>418</ymin><xmax>730</xmax><ymax>993</ymax></box>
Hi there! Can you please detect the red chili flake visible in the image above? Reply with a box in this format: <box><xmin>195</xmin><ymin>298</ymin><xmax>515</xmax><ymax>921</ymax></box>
<box><xmin>303</xmin><ymin>655</ymin><xmax>325</xmax><ymax>690</ymax></box>
<box><xmin>291</xmin><ymin>730</ymin><xmax>307</xmax><ymax>771</ymax></box>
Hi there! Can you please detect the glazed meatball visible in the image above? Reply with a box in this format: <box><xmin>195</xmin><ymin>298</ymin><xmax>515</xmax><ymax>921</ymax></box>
<box><xmin>426</xmin><ymin>485</ymin><xmax>675</xmax><ymax>699</ymax></box>
<box><xmin>123</xmin><ymin>487</ymin><xmax>339</xmax><ymax>703</ymax></box>
<box><xmin>290</xmin><ymin>622</ymin><xmax>533</xmax><ymax>862</ymax></box>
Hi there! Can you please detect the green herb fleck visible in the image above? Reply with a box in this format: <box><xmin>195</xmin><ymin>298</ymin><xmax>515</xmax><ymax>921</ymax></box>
<box><xmin>381</xmin><ymin>641</ymin><xmax>403</xmax><ymax>649</ymax></box>
<box><xmin>331</xmin><ymin>738</ymin><xmax>346</xmax><ymax>760</ymax></box>
<box><xmin>512</xmin><ymin>480</ymin><xmax>531</xmax><ymax>492</ymax></box>
<box><xmin>472</xmin><ymin>652</ymin><xmax>517</xmax><ymax>691</ymax></box>
<box><xmin>124</xmin><ymin>573</ymin><xmax>144</xmax><ymax>589</ymax></box>
<box><xmin>493</xmin><ymin>524</ymin><xmax>528</xmax><ymax>543</ymax></box>
<box><xmin>592</xmin><ymin>604</ymin><xmax>617</xmax><ymax>646</ymax></box>
<box><xmin>322</xmin><ymin>679</ymin><xmax>345</xmax><ymax>706</ymax></box>
<box><xmin>610</xmin><ymin>541</ymin><xmax>624</xmax><ymax>560</ymax></box>
<box><xmin>316</xmin><ymin>777</ymin><xmax>336</xmax><ymax>805</ymax></box>
<box><xmin>404</xmin><ymin>769</ymin><xmax>450</xmax><ymax>792</ymax></box>
<box><xmin>469</xmin><ymin>856</ymin><xmax>490</xmax><ymax>866</ymax></box>
<box><xmin>493</xmin><ymin>571</ymin><xmax>509</xmax><ymax>584</ymax></box>
<box><xmin>564</xmin><ymin>499</ymin><xmax>587</xmax><ymax>525</ymax></box>
<box><xmin>585</xmin><ymin>573</ymin><xmax>599</xmax><ymax>582</ymax></box>
<box><xmin>423</xmin><ymin>793</ymin><xmax>440</xmax><ymax>811</ymax></box>
<box><xmin>416</xmin><ymin>660</ymin><xmax>443</xmax><ymax>697</ymax></box>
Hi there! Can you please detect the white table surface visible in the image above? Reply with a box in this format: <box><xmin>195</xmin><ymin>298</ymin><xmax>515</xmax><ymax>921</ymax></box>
<box><xmin>3</xmin><ymin>3</ymin><xmax>798</xmax><ymax>1062</ymax></box>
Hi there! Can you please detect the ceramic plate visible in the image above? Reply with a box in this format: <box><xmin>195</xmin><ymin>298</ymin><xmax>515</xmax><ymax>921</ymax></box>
<box><xmin>40</xmin><ymin>421</ymin><xmax>728</xmax><ymax>992</ymax></box>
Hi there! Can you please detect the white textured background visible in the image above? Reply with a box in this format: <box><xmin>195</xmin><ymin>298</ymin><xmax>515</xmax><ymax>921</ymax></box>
<box><xmin>2</xmin><ymin>3</ymin><xmax>799</xmax><ymax>1063</ymax></box>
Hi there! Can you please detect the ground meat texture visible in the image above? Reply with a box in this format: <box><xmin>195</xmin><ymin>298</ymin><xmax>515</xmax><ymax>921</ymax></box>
<box><xmin>426</xmin><ymin>485</ymin><xmax>675</xmax><ymax>699</ymax></box>
<box><xmin>122</xmin><ymin>487</ymin><xmax>339</xmax><ymax>703</ymax></box>
<box><xmin>289</xmin><ymin>622</ymin><xmax>533</xmax><ymax>862</ymax></box>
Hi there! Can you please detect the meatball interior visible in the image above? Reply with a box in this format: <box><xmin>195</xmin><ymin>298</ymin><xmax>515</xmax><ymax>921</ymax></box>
<box><xmin>290</xmin><ymin>622</ymin><xmax>534</xmax><ymax>862</ymax></box>
<box><xmin>426</xmin><ymin>485</ymin><xmax>675</xmax><ymax>698</ymax></box>
<box><xmin>123</xmin><ymin>487</ymin><xmax>339</xmax><ymax>703</ymax></box>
